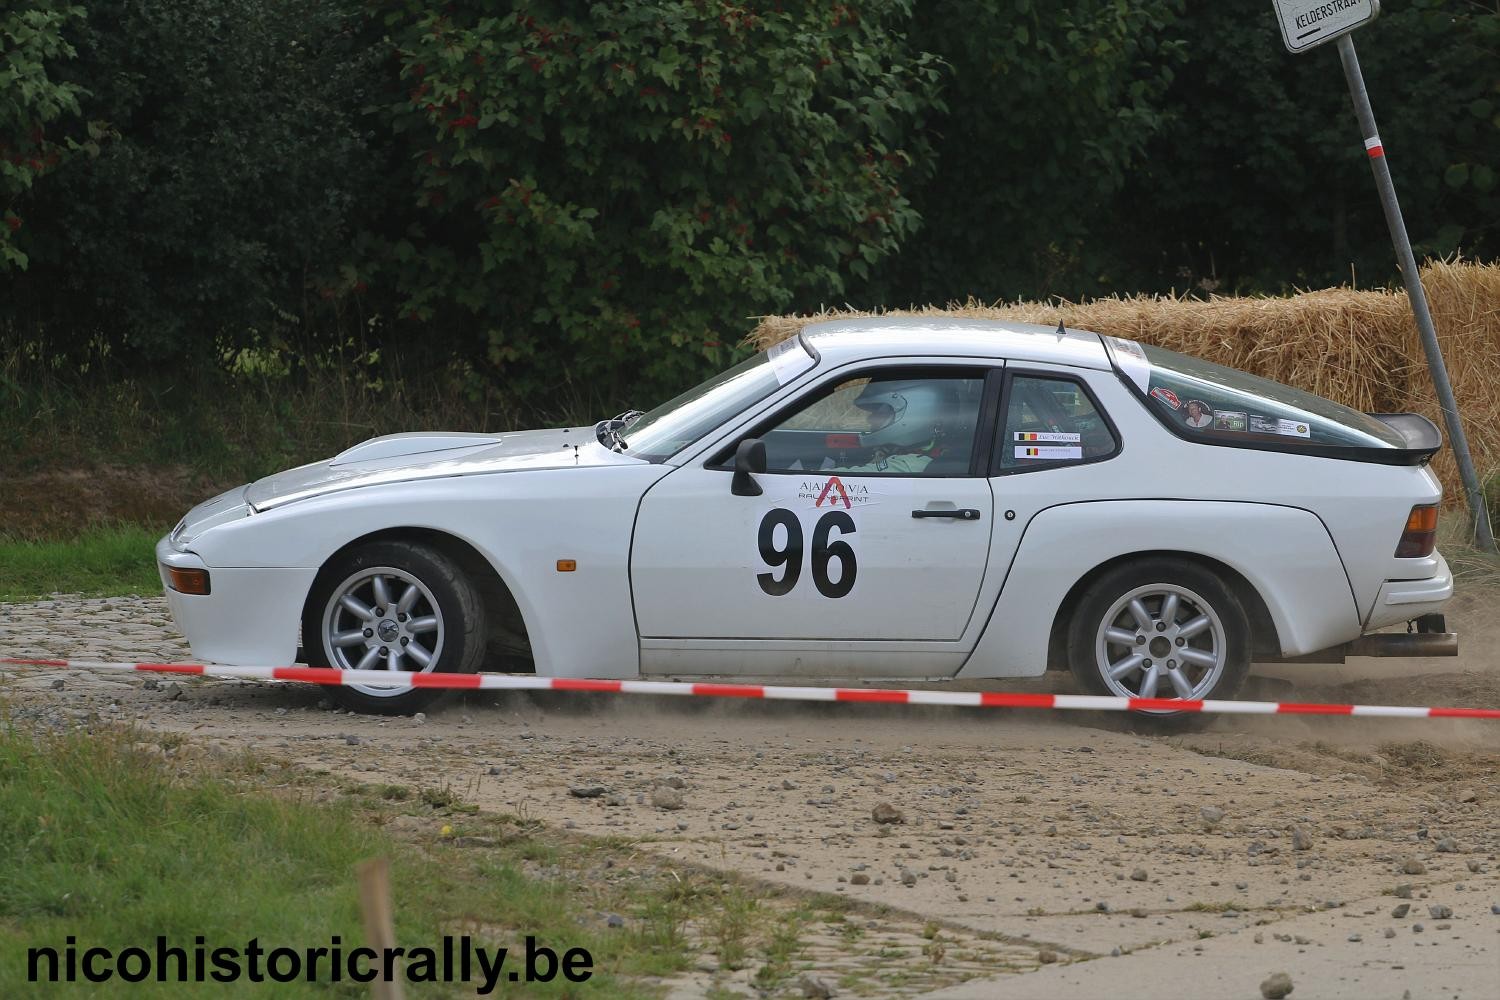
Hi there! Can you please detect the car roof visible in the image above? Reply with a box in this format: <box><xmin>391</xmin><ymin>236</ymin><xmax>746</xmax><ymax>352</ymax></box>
<box><xmin>798</xmin><ymin>316</ymin><xmax>1112</xmax><ymax>370</ymax></box>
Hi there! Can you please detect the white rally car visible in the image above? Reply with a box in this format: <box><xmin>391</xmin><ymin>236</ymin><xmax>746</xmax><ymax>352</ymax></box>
<box><xmin>157</xmin><ymin>319</ymin><xmax>1456</xmax><ymax>713</ymax></box>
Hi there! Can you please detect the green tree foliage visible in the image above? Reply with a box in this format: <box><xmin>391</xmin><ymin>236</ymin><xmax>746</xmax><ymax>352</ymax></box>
<box><xmin>859</xmin><ymin>0</ymin><xmax>1186</xmax><ymax>305</ymax></box>
<box><xmin>1106</xmin><ymin>0</ymin><xmax>1500</xmax><ymax>294</ymax></box>
<box><xmin>378</xmin><ymin>1</ymin><xmax>944</xmax><ymax>404</ymax></box>
<box><xmin>3</xmin><ymin>0</ymin><xmax>390</xmax><ymax>359</ymax></box>
<box><xmin>2</xmin><ymin>0</ymin><xmax>1497</xmax><ymax>426</ymax></box>
<box><xmin>0</xmin><ymin>2</ymin><xmax>85</xmax><ymax>270</ymax></box>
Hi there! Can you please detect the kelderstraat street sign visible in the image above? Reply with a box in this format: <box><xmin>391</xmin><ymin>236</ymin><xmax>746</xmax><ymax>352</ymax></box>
<box><xmin>1272</xmin><ymin>0</ymin><xmax>1380</xmax><ymax>54</ymax></box>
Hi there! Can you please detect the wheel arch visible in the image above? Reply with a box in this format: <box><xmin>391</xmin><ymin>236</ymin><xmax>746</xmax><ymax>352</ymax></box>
<box><xmin>302</xmin><ymin>527</ymin><xmax>534</xmax><ymax>671</ymax></box>
<box><xmin>1044</xmin><ymin>550</ymin><xmax>1282</xmax><ymax>671</ymax></box>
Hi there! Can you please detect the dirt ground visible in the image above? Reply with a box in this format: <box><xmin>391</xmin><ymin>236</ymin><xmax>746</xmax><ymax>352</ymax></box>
<box><xmin>0</xmin><ymin>466</ymin><xmax>232</xmax><ymax>540</ymax></box>
<box><xmin>2</xmin><ymin>591</ymin><xmax>1498</xmax><ymax>998</ymax></box>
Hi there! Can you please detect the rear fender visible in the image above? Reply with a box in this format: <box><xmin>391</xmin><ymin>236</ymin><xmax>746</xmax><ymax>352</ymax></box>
<box><xmin>958</xmin><ymin>500</ymin><xmax>1360</xmax><ymax>678</ymax></box>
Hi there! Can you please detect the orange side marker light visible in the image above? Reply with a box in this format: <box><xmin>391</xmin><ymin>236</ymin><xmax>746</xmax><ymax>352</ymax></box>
<box><xmin>167</xmin><ymin>567</ymin><xmax>211</xmax><ymax>595</ymax></box>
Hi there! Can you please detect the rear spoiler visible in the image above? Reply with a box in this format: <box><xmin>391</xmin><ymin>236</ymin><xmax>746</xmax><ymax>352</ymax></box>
<box><xmin>1368</xmin><ymin>413</ymin><xmax>1442</xmax><ymax>458</ymax></box>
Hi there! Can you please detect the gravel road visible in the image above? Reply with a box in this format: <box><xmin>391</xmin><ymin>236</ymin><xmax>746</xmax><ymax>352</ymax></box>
<box><xmin>2</xmin><ymin>593</ymin><xmax>1498</xmax><ymax>998</ymax></box>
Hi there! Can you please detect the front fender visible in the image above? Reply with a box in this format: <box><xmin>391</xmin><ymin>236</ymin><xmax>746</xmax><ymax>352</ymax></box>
<box><xmin>958</xmin><ymin>500</ymin><xmax>1360</xmax><ymax>678</ymax></box>
<box><xmin>178</xmin><ymin>467</ymin><xmax>670</xmax><ymax>677</ymax></box>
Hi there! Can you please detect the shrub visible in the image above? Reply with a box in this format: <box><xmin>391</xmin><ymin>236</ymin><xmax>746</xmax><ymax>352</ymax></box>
<box><xmin>0</xmin><ymin>2</ymin><xmax>85</xmax><ymax>271</ymax></box>
<box><xmin>377</xmin><ymin>1</ymin><xmax>945</xmax><ymax>406</ymax></box>
<box><xmin>2</xmin><ymin>0</ymin><xmax>390</xmax><ymax>361</ymax></box>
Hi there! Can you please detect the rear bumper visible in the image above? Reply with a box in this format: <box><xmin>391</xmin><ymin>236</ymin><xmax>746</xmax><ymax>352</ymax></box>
<box><xmin>156</xmin><ymin>534</ymin><xmax>314</xmax><ymax>665</ymax></box>
<box><xmin>1364</xmin><ymin>551</ymin><xmax>1453</xmax><ymax>630</ymax></box>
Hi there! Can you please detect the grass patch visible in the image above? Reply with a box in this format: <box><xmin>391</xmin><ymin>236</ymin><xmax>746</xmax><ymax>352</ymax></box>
<box><xmin>0</xmin><ymin>340</ymin><xmax>560</xmax><ymax>486</ymax></box>
<box><xmin>752</xmin><ymin>908</ymin><xmax>809</xmax><ymax>990</ymax></box>
<box><xmin>703</xmin><ymin>886</ymin><xmax>757</xmax><ymax>971</ymax></box>
<box><xmin>0</xmin><ymin>717</ymin><xmax>705</xmax><ymax>997</ymax></box>
<box><xmin>0</xmin><ymin>524</ymin><xmax>163</xmax><ymax>601</ymax></box>
<box><xmin>1440</xmin><ymin>504</ymin><xmax>1500</xmax><ymax>589</ymax></box>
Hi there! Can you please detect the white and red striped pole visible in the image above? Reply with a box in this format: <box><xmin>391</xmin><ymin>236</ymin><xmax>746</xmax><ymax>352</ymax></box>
<box><xmin>1335</xmin><ymin>32</ymin><xmax>1496</xmax><ymax>551</ymax></box>
<box><xmin>3</xmin><ymin>658</ymin><xmax>1497</xmax><ymax>720</ymax></box>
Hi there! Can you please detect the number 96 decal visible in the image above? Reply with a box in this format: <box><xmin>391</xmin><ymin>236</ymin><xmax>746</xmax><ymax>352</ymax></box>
<box><xmin>756</xmin><ymin>508</ymin><xmax>857</xmax><ymax>599</ymax></box>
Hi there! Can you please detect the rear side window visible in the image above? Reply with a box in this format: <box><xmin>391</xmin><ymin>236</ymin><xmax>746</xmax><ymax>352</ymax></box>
<box><xmin>1110</xmin><ymin>339</ymin><xmax>1405</xmax><ymax>449</ymax></box>
<box><xmin>996</xmin><ymin>374</ymin><xmax>1119</xmax><ymax>471</ymax></box>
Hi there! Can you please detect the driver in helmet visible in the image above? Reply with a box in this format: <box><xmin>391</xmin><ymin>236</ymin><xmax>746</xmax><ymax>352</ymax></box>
<box><xmin>834</xmin><ymin>379</ymin><xmax>955</xmax><ymax>474</ymax></box>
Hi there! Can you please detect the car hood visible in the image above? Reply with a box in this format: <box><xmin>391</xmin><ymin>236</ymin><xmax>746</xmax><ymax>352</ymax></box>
<box><xmin>245</xmin><ymin>427</ymin><xmax>643</xmax><ymax>511</ymax></box>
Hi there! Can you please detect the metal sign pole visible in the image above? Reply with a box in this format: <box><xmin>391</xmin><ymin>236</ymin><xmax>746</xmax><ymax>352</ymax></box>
<box><xmin>1335</xmin><ymin>34</ymin><xmax>1496</xmax><ymax>552</ymax></box>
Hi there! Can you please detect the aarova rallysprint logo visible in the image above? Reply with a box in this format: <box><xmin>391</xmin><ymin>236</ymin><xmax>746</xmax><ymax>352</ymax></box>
<box><xmin>799</xmin><ymin>476</ymin><xmax>872</xmax><ymax>509</ymax></box>
<box><xmin>27</xmin><ymin>935</ymin><xmax>592</xmax><ymax>993</ymax></box>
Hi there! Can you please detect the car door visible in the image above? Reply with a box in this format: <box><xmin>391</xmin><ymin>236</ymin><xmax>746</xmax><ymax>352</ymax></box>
<box><xmin>629</xmin><ymin>363</ymin><xmax>1000</xmax><ymax>675</ymax></box>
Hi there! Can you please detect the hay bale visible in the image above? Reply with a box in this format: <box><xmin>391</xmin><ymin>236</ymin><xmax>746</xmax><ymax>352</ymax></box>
<box><xmin>745</xmin><ymin>262</ymin><xmax>1500</xmax><ymax>500</ymax></box>
<box><xmin>1406</xmin><ymin>261</ymin><xmax>1500</xmax><ymax>498</ymax></box>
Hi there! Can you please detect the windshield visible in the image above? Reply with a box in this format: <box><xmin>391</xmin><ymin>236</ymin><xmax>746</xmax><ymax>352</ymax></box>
<box><xmin>1107</xmin><ymin>338</ymin><xmax>1406</xmax><ymax>449</ymax></box>
<box><xmin>618</xmin><ymin>337</ymin><xmax>817</xmax><ymax>461</ymax></box>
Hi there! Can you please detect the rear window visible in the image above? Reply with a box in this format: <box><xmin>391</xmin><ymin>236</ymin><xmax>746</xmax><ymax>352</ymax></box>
<box><xmin>1105</xmin><ymin>338</ymin><xmax>1405</xmax><ymax>450</ymax></box>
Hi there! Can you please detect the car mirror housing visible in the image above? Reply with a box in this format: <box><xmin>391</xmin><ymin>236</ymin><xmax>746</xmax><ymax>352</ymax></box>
<box><xmin>731</xmin><ymin>439</ymin><xmax>767</xmax><ymax>496</ymax></box>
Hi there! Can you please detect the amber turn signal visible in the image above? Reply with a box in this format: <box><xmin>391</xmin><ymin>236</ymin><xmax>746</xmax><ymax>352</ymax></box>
<box><xmin>1394</xmin><ymin>504</ymin><xmax>1438</xmax><ymax>558</ymax></box>
<box><xmin>1404</xmin><ymin>505</ymin><xmax>1438</xmax><ymax>533</ymax></box>
<box><xmin>556</xmin><ymin>559</ymin><xmax>577</xmax><ymax>573</ymax></box>
<box><xmin>167</xmin><ymin>566</ymin><xmax>212</xmax><ymax>595</ymax></box>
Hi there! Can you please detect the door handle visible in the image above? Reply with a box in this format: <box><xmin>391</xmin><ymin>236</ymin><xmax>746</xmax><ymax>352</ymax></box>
<box><xmin>911</xmin><ymin>508</ymin><xmax>982</xmax><ymax>521</ymax></box>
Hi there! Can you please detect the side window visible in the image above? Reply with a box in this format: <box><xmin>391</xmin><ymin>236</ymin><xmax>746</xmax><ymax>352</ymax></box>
<box><xmin>997</xmin><ymin>375</ymin><xmax>1118</xmax><ymax>471</ymax></box>
<box><xmin>754</xmin><ymin>369</ymin><xmax>988</xmax><ymax>477</ymax></box>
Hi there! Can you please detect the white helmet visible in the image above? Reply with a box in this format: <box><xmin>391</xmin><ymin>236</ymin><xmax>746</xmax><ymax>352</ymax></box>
<box><xmin>853</xmin><ymin>379</ymin><xmax>959</xmax><ymax>450</ymax></box>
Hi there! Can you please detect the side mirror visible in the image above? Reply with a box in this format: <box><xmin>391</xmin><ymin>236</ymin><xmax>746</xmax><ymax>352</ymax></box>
<box><xmin>731</xmin><ymin>438</ymin><xmax>767</xmax><ymax>496</ymax></box>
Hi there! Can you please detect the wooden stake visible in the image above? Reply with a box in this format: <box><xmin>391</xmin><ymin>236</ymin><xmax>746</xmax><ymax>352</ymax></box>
<box><xmin>356</xmin><ymin>857</ymin><xmax>405</xmax><ymax>1000</ymax></box>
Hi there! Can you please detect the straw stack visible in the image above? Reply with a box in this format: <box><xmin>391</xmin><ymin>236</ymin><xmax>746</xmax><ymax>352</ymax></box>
<box><xmin>746</xmin><ymin>261</ymin><xmax>1500</xmax><ymax>501</ymax></box>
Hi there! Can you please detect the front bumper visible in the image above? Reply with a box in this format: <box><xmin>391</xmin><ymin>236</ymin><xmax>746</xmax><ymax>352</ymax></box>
<box><xmin>156</xmin><ymin>534</ymin><xmax>316</xmax><ymax>665</ymax></box>
<box><xmin>1364</xmin><ymin>551</ymin><xmax>1454</xmax><ymax>630</ymax></box>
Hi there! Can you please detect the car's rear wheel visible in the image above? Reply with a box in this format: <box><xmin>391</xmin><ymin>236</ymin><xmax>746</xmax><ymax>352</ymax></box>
<box><xmin>1067</xmin><ymin>558</ymin><xmax>1250</xmax><ymax>718</ymax></box>
<box><xmin>302</xmin><ymin>540</ymin><xmax>485</xmax><ymax>714</ymax></box>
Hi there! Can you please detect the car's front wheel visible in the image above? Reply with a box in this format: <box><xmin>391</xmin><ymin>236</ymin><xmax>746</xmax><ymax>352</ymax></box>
<box><xmin>1066</xmin><ymin>558</ymin><xmax>1250</xmax><ymax>716</ymax></box>
<box><xmin>302</xmin><ymin>540</ymin><xmax>486</xmax><ymax>714</ymax></box>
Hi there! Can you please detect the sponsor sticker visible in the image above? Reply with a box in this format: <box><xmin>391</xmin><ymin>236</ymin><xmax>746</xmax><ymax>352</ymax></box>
<box><xmin>1183</xmin><ymin>399</ymin><xmax>1215</xmax><ymax>429</ymax></box>
<box><xmin>791</xmin><ymin>476</ymin><xmax>875</xmax><ymax>509</ymax></box>
<box><xmin>1213</xmin><ymin>410</ymin><xmax>1247</xmax><ymax>432</ymax></box>
<box><xmin>1015</xmin><ymin>446</ymin><xmax>1084</xmax><ymax>460</ymax></box>
<box><xmin>1014</xmin><ymin>431</ymin><xmax>1081</xmax><ymax>443</ymax></box>
<box><xmin>1249</xmin><ymin>415</ymin><xmax>1312</xmax><ymax>438</ymax></box>
<box><xmin>1149</xmin><ymin>386</ymin><xmax>1181</xmax><ymax>410</ymax></box>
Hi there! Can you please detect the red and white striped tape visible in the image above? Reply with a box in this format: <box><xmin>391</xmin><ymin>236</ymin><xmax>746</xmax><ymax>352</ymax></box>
<box><xmin>3</xmin><ymin>658</ymin><xmax>1497</xmax><ymax>719</ymax></box>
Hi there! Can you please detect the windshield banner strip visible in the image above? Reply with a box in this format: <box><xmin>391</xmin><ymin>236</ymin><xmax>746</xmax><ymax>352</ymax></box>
<box><xmin>1102</xmin><ymin>336</ymin><xmax>1151</xmax><ymax>393</ymax></box>
<box><xmin>767</xmin><ymin>336</ymin><xmax>813</xmax><ymax>385</ymax></box>
<box><xmin>4</xmin><ymin>659</ymin><xmax>1497</xmax><ymax>721</ymax></box>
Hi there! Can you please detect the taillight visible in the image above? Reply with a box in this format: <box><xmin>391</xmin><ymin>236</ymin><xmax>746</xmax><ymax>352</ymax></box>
<box><xmin>1394</xmin><ymin>504</ymin><xmax>1438</xmax><ymax>558</ymax></box>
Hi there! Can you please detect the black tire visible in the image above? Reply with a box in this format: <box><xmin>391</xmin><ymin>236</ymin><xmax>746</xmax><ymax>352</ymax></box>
<box><xmin>302</xmin><ymin>540</ymin><xmax>486</xmax><ymax>714</ymax></box>
<box><xmin>1066</xmin><ymin>558</ymin><xmax>1250</xmax><ymax>722</ymax></box>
